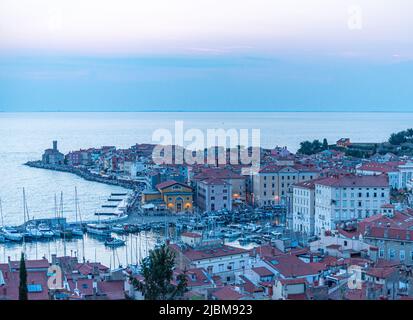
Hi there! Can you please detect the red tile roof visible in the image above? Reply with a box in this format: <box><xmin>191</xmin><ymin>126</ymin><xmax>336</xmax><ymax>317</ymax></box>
<box><xmin>252</xmin><ymin>266</ymin><xmax>274</xmax><ymax>277</ymax></box>
<box><xmin>315</xmin><ymin>174</ymin><xmax>389</xmax><ymax>188</ymax></box>
<box><xmin>211</xmin><ymin>286</ymin><xmax>245</xmax><ymax>300</ymax></box>
<box><xmin>97</xmin><ymin>280</ymin><xmax>125</xmax><ymax>300</ymax></box>
<box><xmin>170</xmin><ymin>244</ymin><xmax>248</xmax><ymax>261</ymax></box>
<box><xmin>156</xmin><ymin>180</ymin><xmax>192</xmax><ymax>190</ymax></box>
<box><xmin>358</xmin><ymin>162</ymin><xmax>402</xmax><ymax>173</ymax></box>
<box><xmin>264</xmin><ymin>254</ymin><xmax>319</xmax><ymax>278</ymax></box>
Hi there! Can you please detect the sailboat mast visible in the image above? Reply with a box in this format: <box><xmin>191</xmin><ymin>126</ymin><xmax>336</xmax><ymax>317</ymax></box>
<box><xmin>0</xmin><ymin>198</ymin><xmax>4</xmax><ymax>226</ymax></box>
<box><xmin>23</xmin><ymin>188</ymin><xmax>26</xmax><ymax>225</ymax></box>
<box><xmin>61</xmin><ymin>192</ymin><xmax>67</xmax><ymax>257</ymax></box>
<box><xmin>74</xmin><ymin>187</ymin><xmax>78</xmax><ymax>224</ymax></box>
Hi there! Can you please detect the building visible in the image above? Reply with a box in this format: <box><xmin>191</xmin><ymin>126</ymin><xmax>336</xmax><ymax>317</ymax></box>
<box><xmin>336</xmin><ymin>138</ymin><xmax>351</xmax><ymax>148</ymax></box>
<box><xmin>197</xmin><ymin>178</ymin><xmax>232</xmax><ymax>212</ymax></box>
<box><xmin>292</xmin><ymin>179</ymin><xmax>322</xmax><ymax>236</ymax></box>
<box><xmin>357</xmin><ymin>206</ymin><xmax>413</xmax><ymax>265</ymax></box>
<box><xmin>66</xmin><ymin>149</ymin><xmax>94</xmax><ymax>167</ymax></box>
<box><xmin>273</xmin><ymin>278</ymin><xmax>308</xmax><ymax>300</ymax></box>
<box><xmin>169</xmin><ymin>239</ymin><xmax>249</xmax><ymax>283</ymax></box>
<box><xmin>42</xmin><ymin>141</ymin><xmax>64</xmax><ymax>165</ymax></box>
<box><xmin>141</xmin><ymin>180</ymin><xmax>193</xmax><ymax>213</ymax></box>
<box><xmin>314</xmin><ymin>174</ymin><xmax>390</xmax><ymax>235</ymax></box>
<box><xmin>0</xmin><ymin>257</ymin><xmax>50</xmax><ymax>300</ymax></box>
<box><xmin>356</xmin><ymin>161</ymin><xmax>413</xmax><ymax>189</ymax></box>
<box><xmin>191</xmin><ymin>168</ymin><xmax>247</xmax><ymax>203</ymax></box>
<box><xmin>252</xmin><ymin>164</ymin><xmax>320</xmax><ymax>207</ymax></box>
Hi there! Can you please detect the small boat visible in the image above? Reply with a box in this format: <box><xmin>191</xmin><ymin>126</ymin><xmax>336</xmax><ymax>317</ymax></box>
<box><xmin>71</xmin><ymin>227</ymin><xmax>84</xmax><ymax>237</ymax></box>
<box><xmin>104</xmin><ymin>237</ymin><xmax>125</xmax><ymax>247</ymax></box>
<box><xmin>38</xmin><ymin>223</ymin><xmax>55</xmax><ymax>238</ymax></box>
<box><xmin>54</xmin><ymin>227</ymin><xmax>73</xmax><ymax>239</ymax></box>
<box><xmin>26</xmin><ymin>223</ymin><xmax>42</xmax><ymax>239</ymax></box>
<box><xmin>224</xmin><ymin>230</ymin><xmax>242</xmax><ymax>238</ymax></box>
<box><xmin>86</xmin><ymin>223</ymin><xmax>111</xmax><ymax>236</ymax></box>
<box><xmin>111</xmin><ymin>224</ymin><xmax>126</xmax><ymax>234</ymax></box>
<box><xmin>1</xmin><ymin>226</ymin><xmax>23</xmax><ymax>242</ymax></box>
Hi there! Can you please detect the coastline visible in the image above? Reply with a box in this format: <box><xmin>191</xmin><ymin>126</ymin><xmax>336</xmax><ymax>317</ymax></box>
<box><xmin>24</xmin><ymin>160</ymin><xmax>137</xmax><ymax>190</ymax></box>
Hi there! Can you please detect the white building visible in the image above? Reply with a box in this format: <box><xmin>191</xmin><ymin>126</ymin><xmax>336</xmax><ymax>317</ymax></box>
<box><xmin>314</xmin><ymin>174</ymin><xmax>390</xmax><ymax>235</ymax></box>
<box><xmin>398</xmin><ymin>162</ymin><xmax>413</xmax><ymax>189</ymax></box>
<box><xmin>292</xmin><ymin>179</ymin><xmax>320</xmax><ymax>236</ymax></box>
<box><xmin>169</xmin><ymin>240</ymin><xmax>249</xmax><ymax>282</ymax></box>
<box><xmin>356</xmin><ymin>161</ymin><xmax>413</xmax><ymax>189</ymax></box>
<box><xmin>197</xmin><ymin>178</ymin><xmax>232</xmax><ymax>212</ymax></box>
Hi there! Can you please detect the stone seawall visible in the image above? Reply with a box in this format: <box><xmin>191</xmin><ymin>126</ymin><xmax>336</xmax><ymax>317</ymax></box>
<box><xmin>25</xmin><ymin>161</ymin><xmax>137</xmax><ymax>190</ymax></box>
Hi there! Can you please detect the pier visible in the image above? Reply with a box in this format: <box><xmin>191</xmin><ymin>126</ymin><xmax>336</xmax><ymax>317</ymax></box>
<box><xmin>24</xmin><ymin>161</ymin><xmax>143</xmax><ymax>190</ymax></box>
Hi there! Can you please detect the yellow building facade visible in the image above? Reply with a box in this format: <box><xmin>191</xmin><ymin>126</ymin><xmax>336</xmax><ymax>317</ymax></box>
<box><xmin>142</xmin><ymin>180</ymin><xmax>194</xmax><ymax>213</ymax></box>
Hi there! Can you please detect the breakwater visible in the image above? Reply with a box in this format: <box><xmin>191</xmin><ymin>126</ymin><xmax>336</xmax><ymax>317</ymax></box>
<box><xmin>25</xmin><ymin>161</ymin><xmax>138</xmax><ymax>190</ymax></box>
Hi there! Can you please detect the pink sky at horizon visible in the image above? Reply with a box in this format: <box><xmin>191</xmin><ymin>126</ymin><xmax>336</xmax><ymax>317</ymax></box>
<box><xmin>0</xmin><ymin>0</ymin><xmax>412</xmax><ymax>60</ymax></box>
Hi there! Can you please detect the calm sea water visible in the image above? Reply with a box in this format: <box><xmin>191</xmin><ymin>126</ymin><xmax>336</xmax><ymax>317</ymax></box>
<box><xmin>1</xmin><ymin>111</ymin><xmax>413</xmax><ymax>265</ymax></box>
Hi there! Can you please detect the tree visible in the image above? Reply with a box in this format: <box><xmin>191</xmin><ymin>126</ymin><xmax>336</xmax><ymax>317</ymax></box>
<box><xmin>298</xmin><ymin>141</ymin><xmax>313</xmax><ymax>155</ymax></box>
<box><xmin>132</xmin><ymin>245</ymin><xmax>187</xmax><ymax>300</ymax></box>
<box><xmin>322</xmin><ymin>138</ymin><xmax>329</xmax><ymax>150</ymax></box>
<box><xmin>312</xmin><ymin>140</ymin><xmax>322</xmax><ymax>153</ymax></box>
<box><xmin>19</xmin><ymin>252</ymin><xmax>28</xmax><ymax>300</ymax></box>
<box><xmin>388</xmin><ymin>129</ymin><xmax>413</xmax><ymax>145</ymax></box>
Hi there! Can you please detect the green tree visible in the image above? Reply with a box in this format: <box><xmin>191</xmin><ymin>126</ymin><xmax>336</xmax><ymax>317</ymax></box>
<box><xmin>298</xmin><ymin>141</ymin><xmax>313</xmax><ymax>155</ymax></box>
<box><xmin>19</xmin><ymin>252</ymin><xmax>28</xmax><ymax>300</ymax></box>
<box><xmin>312</xmin><ymin>140</ymin><xmax>322</xmax><ymax>153</ymax></box>
<box><xmin>132</xmin><ymin>245</ymin><xmax>187</xmax><ymax>300</ymax></box>
<box><xmin>322</xmin><ymin>138</ymin><xmax>329</xmax><ymax>150</ymax></box>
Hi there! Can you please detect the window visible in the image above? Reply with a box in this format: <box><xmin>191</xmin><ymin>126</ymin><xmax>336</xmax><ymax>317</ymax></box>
<box><xmin>400</xmin><ymin>250</ymin><xmax>406</xmax><ymax>261</ymax></box>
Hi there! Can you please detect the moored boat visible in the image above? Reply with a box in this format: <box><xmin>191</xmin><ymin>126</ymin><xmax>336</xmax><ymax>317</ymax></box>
<box><xmin>86</xmin><ymin>223</ymin><xmax>111</xmax><ymax>236</ymax></box>
<box><xmin>1</xmin><ymin>226</ymin><xmax>23</xmax><ymax>242</ymax></box>
<box><xmin>38</xmin><ymin>223</ymin><xmax>55</xmax><ymax>238</ymax></box>
<box><xmin>71</xmin><ymin>227</ymin><xmax>84</xmax><ymax>237</ymax></box>
<box><xmin>104</xmin><ymin>237</ymin><xmax>125</xmax><ymax>247</ymax></box>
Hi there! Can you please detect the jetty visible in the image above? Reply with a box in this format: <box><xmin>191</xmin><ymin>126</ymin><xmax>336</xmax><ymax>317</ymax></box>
<box><xmin>24</xmin><ymin>161</ymin><xmax>140</xmax><ymax>189</ymax></box>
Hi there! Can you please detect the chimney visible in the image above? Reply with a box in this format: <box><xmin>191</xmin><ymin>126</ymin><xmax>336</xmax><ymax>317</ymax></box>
<box><xmin>51</xmin><ymin>254</ymin><xmax>57</xmax><ymax>265</ymax></box>
<box><xmin>53</xmin><ymin>140</ymin><xmax>58</xmax><ymax>151</ymax></box>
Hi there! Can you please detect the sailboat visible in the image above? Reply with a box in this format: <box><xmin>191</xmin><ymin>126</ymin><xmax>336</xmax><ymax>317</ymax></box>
<box><xmin>22</xmin><ymin>188</ymin><xmax>36</xmax><ymax>241</ymax></box>
<box><xmin>71</xmin><ymin>187</ymin><xmax>84</xmax><ymax>237</ymax></box>
<box><xmin>56</xmin><ymin>192</ymin><xmax>73</xmax><ymax>239</ymax></box>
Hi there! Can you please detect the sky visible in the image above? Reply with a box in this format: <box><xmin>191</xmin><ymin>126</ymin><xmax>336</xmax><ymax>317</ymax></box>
<box><xmin>0</xmin><ymin>0</ymin><xmax>412</xmax><ymax>112</ymax></box>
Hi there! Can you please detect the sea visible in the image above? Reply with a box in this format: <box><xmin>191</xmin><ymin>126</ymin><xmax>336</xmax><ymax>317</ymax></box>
<box><xmin>1</xmin><ymin>111</ymin><xmax>413</xmax><ymax>265</ymax></box>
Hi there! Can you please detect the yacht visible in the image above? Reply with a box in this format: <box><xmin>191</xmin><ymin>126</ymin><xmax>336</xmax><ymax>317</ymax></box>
<box><xmin>26</xmin><ymin>225</ymin><xmax>43</xmax><ymax>239</ymax></box>
<box><xmin>1</xmin><ymin>226</ymin><xmax>23</xmax><ymax>242</ymax></box>
<box><xmin>38</xmin><ymin>223</ymin><xmax>55</xmax><ymax>238</ymax></box>
<box><xmin>71</xmin><ymin>227</ymin><xmax>84</xmax><ymax>237</ymax></box>
<box><xmin>86</xmin><ymin>223</ymin><xmax>111</xmax><ymax>236</ymax></box>
<box><xmin>104</xmin><ymin>237</ymin><xmax>125</xmax><ymax>247</ymax></box>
